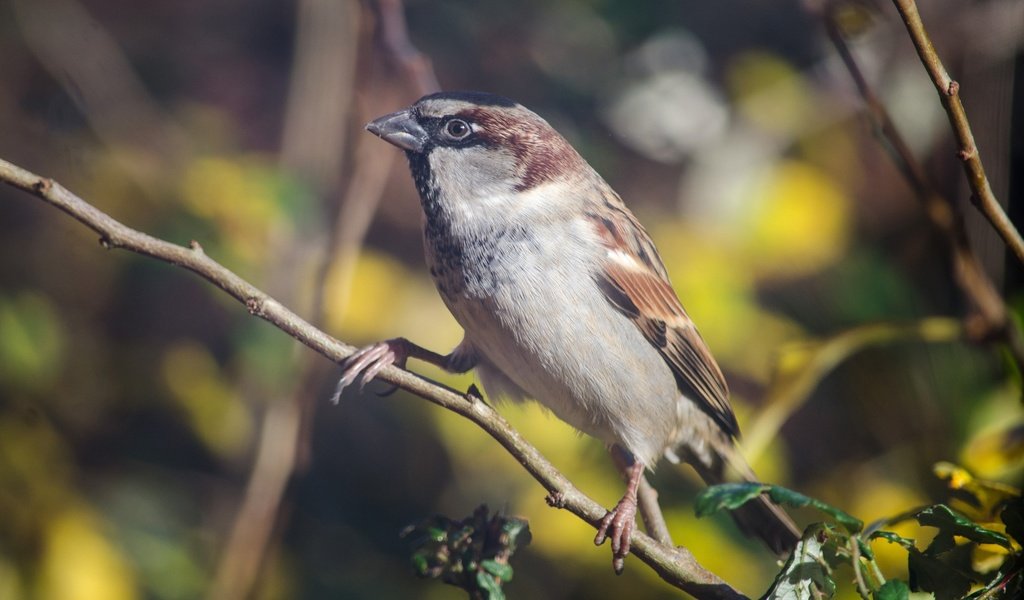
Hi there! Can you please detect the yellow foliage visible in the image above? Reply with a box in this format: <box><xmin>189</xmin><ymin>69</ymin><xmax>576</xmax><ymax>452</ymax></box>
<box><xmin>741</xmin><ymin>161</ymin><xmax>850</xmax><ymax>277</ymax></box>
<box><xmin>324</xmin><ymin>250</ymin><xmax>409</xmax><ymax>341</ymax></box>
<box><xmin>932</xmin><ymin>461</ymin><xmax>1020</xmax><ymax>574</ymax></box>
<box><xmin>662</xmin><ymin>506</ymin><xmax>770</xmax><ymax>596</ymax></box>
<box><xmin>0</xmin><ymin>412</ymin><xmax>75</xmax><ymax>547</ymax></box>
<box><xmin>160</xmin><ymin>342</ymin><xmax>253</xmax><ymax>459</ymax></box>
<box><xmin>0</xmin><ymin>558</ymin><xmax>26</xmax><ymax>600</ymax></box>
<box><xmin>934</xmin><ymin>461</ymin><xmax>1019</xmax><ymax>521</ymax></box>
<box><xmin>179</xmin><ymin>155</ymin><xmax>287</xmax><ymax>264</ymax></box>
<box><xmin>37</xmin><ymin>508</ymin><xmax>137</xmax><ymax>600</ymax></box>
<box><xmin>651</xmin><ymin>222</ymin><xmax>806</xmax><ymax>396</ymax></box>
<box><xmin>651</xmin><ymin>225</ymin><xmax>759</xmax><ymax>355</ymax></box>
<box><xmin>960</xmin><ymin>422</ymin><xmax>1024</xmax><ymax>480</ymax></box>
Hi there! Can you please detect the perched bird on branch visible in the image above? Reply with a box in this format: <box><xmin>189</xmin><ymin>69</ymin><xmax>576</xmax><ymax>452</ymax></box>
<box><xmin>337</xmin><ymin>91</ymin><xmax>799</xmax><ymax>571</ymax></box>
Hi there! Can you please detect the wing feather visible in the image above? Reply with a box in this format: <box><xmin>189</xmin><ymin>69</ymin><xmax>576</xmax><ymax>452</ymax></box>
<box><xmin>588</xmin><ymin>189</ymin><xmax>739</xmax><ymax>437</ymax></box>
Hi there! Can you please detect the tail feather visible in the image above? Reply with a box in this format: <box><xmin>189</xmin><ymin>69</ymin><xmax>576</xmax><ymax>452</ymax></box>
<box><xmin>686</xmin><ymin>441</ymin><xmax>800</xmax><ymax>555</ymax></box>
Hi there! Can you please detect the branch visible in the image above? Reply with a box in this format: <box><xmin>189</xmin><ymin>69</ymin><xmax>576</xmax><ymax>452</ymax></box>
<box><xmin>0</xmin><ymin>157</ymin><xmax>746</xmax><ymax>598</ymax></box>
<box><xmin>823</xmin><ymin>5</ymin><xmax>1024</xmax><ymax>376</ymax></box>
<box><xmin>374</xmin><ymin>0</ymin><xmax>441</xmax><ymax>96</ymax></box>
<box><xmin>890</xmin><ymin>0</ymin><xmax>1024</xmax><ymax>266</ymax></box>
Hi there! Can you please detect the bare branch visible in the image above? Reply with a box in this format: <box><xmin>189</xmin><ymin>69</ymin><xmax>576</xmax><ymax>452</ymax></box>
<box><xmin>890</xmin><ymin>0</ymin><xmax>1024</xmax><ymax>266</ymax></box>
<box><xmin>0</xmin><ymin>155</ymin><xmax>747</xmax><ymax>598</ymax></box>
<box><xmin>822</xmin><ymin>5</ymin><xmax>1024</xmax><ymax>376</ymax></box>
<box><xmin>374</xmin><ymin>0</ymin><xmax>441</xmax><ymax>96</ymax></box>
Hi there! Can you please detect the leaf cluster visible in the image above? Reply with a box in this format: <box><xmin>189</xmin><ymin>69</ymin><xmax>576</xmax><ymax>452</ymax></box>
<box><xmin>401</xmin><ymin>505</ymin><xmax>532</xmax><ymax>600</ymax></box>
<box><xmin>696</xmin><ymin>471</ymin><xmax>1023</xmax><ymax>600</ymax></box>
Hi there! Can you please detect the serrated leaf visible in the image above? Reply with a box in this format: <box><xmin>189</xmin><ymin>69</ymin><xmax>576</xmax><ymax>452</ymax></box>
<box><xmin>767</xmin><ymin>487</ymin><xmax>863</xmax><ymax>533</ymax></box>
<box><xmin>874</xmin><ymin>579</ymin><xmax>909</xmax><ymax>600</ymax></box>
<box><xmin>761</xmin><ymin>524</ymin><xmax>836</xmax><ymax>600</ymax></box>
<box><xmin>696</xmin><ymin>483</ymin><xmax>769</xmax><ymax>517</ymax></box>
<box><xmin>915</xmin><ymin>505</ymin><xmax>1010</xmax><ymax>548</ymax></box>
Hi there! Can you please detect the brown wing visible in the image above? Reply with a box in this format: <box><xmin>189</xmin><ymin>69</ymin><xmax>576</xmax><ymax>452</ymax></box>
<box><xmin>587</xmin><ymin>188</ymin><xmax>739</xmax><ymax>437</ymax></box>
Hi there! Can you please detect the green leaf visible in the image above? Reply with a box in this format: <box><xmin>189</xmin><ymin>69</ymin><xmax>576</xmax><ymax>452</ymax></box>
<box><xmin>697</xmin><ymin>483</ymin><xmax>863</xmax><ymax>533</ymax></box>
<box><xmin>500</xmin><ymin>517</ymin><xmax>532</xmax><ymax>551</ymax></box>
<box><xmin>907</xmin><ymin>547</ymin><xmax>972</xmax><ymax>599</ymax></box>
<box><xmin>481</xmin><ymin>559</ymin><xmax>513</xmax><ymax>582</ymax></box>
<box><xmin>401</xmin><ymin>506</ymin><xmax>529</xmax><ymax>597</ymax></box>
<box><xmin>869</xmin><ymin>530</ymin><xmax>915</xmax><ymax>549</ymax></box>
<box><xmin>915</xmin><ymin>505</ymin><xmax>1010</xmax><ymax>548</ymax></box>
<box><xmin>873</xmin><ymin>579</ymin><xmax>909</xmax><ymax>600</ymax></box>
<box><xmin>766</xmin><ymin>487</ymin><xmax>863</xmax><ymax>533</ymax></box>
<box><xmin>695</xmin><ymin>483</ymin><xmax>769</xmax><ymax>517</ymax></box>
<box><xmin>1000</xmin><ymin>496</ymin><xmax>1024</xmax><ymax>546</ymax></box>
<box><xmin>475</xmin><ymin>571</ymin><xmax>504</xmax><ymax>600</ymax></box>
<box><xmin>856</xmin><ymin>537</ymin><xmax>875</xmax><ymax>560</ymax></box>
<box><xmin>761</xmin><ymin>524</ymin><xmax>837</xmax><ymax>600</ymax></box>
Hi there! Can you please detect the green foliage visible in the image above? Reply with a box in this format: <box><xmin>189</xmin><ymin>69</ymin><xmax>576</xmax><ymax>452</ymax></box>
<box><xmin>761</xmin><ymin>523</ymin><xmax>837</xmax><ymax>600</ymax></box>
<box><xmin>695</xmin><ymin>482</ymin><xmax>862</xmax><ymax>533</ymax></box>
<box><xmin>697</xmin><ymin>472</ymin><xmax>1024</xmax><ymax>600</ymax></box>
<box><xmin>401</xmin><ymin>505</ymin><xmax>531</xmax><ymax>600</ymax></box>
<box><xmin>874</xmin><ymin>580</ymin><xmax>909</xmax><ymax>600</ymax></box>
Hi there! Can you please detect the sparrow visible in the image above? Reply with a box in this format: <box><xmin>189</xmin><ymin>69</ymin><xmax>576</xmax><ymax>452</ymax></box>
<box><xmin>337</xmin><ymin>91</ymin><xmax>799</xmax><ymax>571</ymax></box>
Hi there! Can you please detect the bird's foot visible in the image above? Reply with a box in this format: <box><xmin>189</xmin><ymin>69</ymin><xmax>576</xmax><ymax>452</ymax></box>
<box><xmin>331</xmin><ymin>338</ymin><xmax>409</xmax><ymax>403</ymax></box>
<box><xmin>594</xmin><ymin>492</ymin><xmax>638</xmax><ymax>574</ymax></box>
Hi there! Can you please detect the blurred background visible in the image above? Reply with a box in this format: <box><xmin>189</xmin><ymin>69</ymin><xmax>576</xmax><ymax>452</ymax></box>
<box><xmin>1</xmin><ymin>0</ymin><xmax>1023</xmax><ymax>598</ymax></box>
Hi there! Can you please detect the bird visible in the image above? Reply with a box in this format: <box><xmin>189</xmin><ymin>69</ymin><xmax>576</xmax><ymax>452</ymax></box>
<box><xmin>337</xmin><ymin>90</ymin><xmax>800</xmax><ymax>572</ymax></box>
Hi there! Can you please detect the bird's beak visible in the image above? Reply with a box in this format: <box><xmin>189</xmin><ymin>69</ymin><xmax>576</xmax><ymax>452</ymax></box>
<box><xmin>365</xmin><ymin>109</ymin><xmax>428</xmax><ymax>152</ymax></box>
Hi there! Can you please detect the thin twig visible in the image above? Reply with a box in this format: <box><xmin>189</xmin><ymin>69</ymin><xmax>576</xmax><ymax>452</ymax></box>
<box><xmin>0</xmin><ymin>156</ymin><xmax>747</xmax><ymax>599</ymax></box>
<box><xmin>822</xmin><ymin>4</ymin><xmax>1024</xmax><ymax>377</ymax></box>
<box><xmin>374</xmin><ymin>0</ymin><xmax>440</xmax><ymax>96</ymax></box>
<box><xmin>850</xmin><ymin>536</ymin><xmax>871</xmax><ymax>600</ymax></box>
<box><xmin>890</xmin><ymin>0</ymin><xmax>1024</xmax><ymax>266</ymax></box>
<box><xmin>637</xmin><ymin>476</ymin><xmax>673</xmax><ymax>546</ymax></box>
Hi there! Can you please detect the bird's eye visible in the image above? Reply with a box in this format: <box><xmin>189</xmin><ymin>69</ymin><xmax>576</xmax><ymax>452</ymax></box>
<box><xmin>443</xmin><ymin>119</ymin><xmax>471</xmax><ymax>140</ymax></box>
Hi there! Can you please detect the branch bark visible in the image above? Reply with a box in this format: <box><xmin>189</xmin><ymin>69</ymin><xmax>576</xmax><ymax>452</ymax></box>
<box><xmin>890</xmin><ymin>0</ymin><xmax>1024</xmax><ymax>266</ymax></box>
<box><xmin>0</xmin><ymin>156</ymin><xmax>746</xmax><ymax>599</ymax></box>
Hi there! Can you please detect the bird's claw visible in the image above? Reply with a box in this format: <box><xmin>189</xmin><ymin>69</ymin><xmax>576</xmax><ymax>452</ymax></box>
<box><xmin>331</xmin><ymin>339</ymin><xmax>408</xmax><ymax>403</ymax></box>
<box><xmin>594</xmin><ymin>494</ymin><xmax>638</xmax><ymax>574</ymax></box>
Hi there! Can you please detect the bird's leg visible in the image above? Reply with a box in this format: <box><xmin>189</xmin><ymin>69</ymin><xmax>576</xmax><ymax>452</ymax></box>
<box><xmin>331</xmin><ymin>337</ymin><xmax>476</xmax><ymax>402</ymax></box>
<box><xmin>595</xmin><ymin>454</ymin><xmax>644</xmax><ymax>574</ymax></box>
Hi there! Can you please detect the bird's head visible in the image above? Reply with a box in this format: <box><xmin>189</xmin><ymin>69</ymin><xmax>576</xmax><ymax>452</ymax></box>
<box><xmin>366</xmin><ymin>91</ymin><xmax>588</xmax><ymax>210</ymax></box>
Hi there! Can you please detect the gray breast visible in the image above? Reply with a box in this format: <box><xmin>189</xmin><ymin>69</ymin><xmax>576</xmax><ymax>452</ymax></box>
<box><xmin>423</xmin><ymin>216</ymin><xmax>682</xmax><ymax>465</ymax></box>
